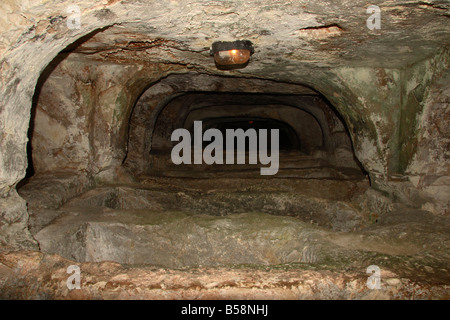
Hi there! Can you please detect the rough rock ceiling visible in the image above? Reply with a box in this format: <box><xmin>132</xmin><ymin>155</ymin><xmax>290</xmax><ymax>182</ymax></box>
<box><xmin>63</xmin><ymin>0</ymin><xmax>450</xmax><ymax>74</ymax></box>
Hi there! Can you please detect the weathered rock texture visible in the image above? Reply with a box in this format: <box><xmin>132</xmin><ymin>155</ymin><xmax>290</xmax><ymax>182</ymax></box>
<box><xmin>1</xmin><ymin>250</ymin><xmax>449</xmax><ymax>300</ymax></box>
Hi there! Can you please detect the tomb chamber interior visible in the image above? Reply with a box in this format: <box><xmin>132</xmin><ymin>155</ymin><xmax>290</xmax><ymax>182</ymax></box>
<box><xmin>1</xmin><ymin>1</ymin><xmax>449</xmax><ymax>299</ymax></box>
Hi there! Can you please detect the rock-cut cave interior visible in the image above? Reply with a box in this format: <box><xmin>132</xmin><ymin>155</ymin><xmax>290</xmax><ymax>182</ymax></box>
<box><xmin>0</xmin><ymin>0</ymin><xmax>449</xmax><ymax>300</ymax></box>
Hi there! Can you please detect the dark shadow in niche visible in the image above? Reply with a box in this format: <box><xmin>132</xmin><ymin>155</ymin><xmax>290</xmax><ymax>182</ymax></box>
<box><xmin>318</xmin><ymin>95</ymin><xmax>370</xmax><ymax>184</ymax></box>
<box><xmin>198</xmin><ymin>117</ymin><xmax>301</xmax><ymax>152</ymax></box>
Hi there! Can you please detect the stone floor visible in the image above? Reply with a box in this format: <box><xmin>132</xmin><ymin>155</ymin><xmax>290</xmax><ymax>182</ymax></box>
<box><xmin>4</xmin><ymin>172</ymin><xmax>449</xmax><ymax>299</ymax></box>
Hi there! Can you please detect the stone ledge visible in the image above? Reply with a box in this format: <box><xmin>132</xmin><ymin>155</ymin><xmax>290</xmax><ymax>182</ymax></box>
<box><xmin>0</xmin><ymin>250</ymin><xmax>448</xmax><ymax>300</ymax></box>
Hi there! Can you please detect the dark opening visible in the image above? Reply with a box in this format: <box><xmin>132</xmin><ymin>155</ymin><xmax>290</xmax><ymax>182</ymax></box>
<box><xmin>200</xmin><ymin>117</ymin><xmax>300</xmax><ymax>151</ymax></box>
